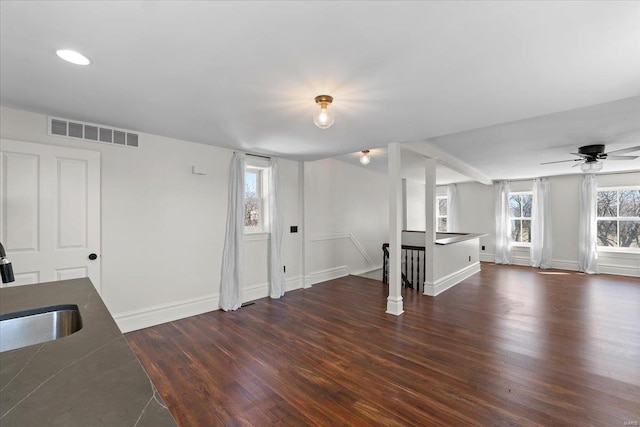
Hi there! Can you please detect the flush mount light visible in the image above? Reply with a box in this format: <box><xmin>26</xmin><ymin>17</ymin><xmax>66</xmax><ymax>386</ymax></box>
<box><xmin>360</xmin><ymin>150</ymin><xmax>371</xmax><ymax>165</ymax></box>
<box><xmin>313</xmin><ymin>95</ymin><xmax>335</xmax><ymax>129</ymax></box>
<box><xmin>56</xmin><ymin>49</ymin><xmax>91</xmax><ymax>65</ymax></box>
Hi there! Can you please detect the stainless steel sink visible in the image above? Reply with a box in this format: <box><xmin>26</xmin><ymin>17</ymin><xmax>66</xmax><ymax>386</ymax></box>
<box><xmin>0</xmin><ymin>304</ymin><xmax>82</xmax><ymax>352</ymax></box>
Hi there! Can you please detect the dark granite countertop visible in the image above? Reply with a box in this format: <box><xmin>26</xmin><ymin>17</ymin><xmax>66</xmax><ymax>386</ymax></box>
<box><xmin>0</xmin><ymin>278</ymin><xmax>177</xmax><ymax>427</ymax></box>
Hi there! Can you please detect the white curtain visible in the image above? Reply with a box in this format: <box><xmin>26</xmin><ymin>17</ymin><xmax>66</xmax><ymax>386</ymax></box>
<box><xmin>531</xmin><ymin>178</ymin><xmax>552</xmax><ymax>269</ymax></box>
<box><xmin>219</xmin><ymin>152</ymin><xmax>245</xmax><ymax>311</ymax></box>
<box><xmin>578</xmin><ymin>174</ymin><xmax>599</xmax><ymax>274</ymax></box>
<box><xmin>447</xmin><ymin>184</ymin><xmax>460</xmax><ymax>232</ymax></box>
<box><xmin>269</xmin><ymin>158</ymin><xmax>285</xmax><ymax>299</ymax></box>
<box><xmin>494</xmin><ymin>181</ymin><xmax>512</xmax><ymax>264</ymax></box>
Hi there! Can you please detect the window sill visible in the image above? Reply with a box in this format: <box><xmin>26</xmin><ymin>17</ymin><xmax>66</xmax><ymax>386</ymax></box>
<box><xmin>245</xmin><ymin>232</ymin><xmax>270</xmax><ymax>242</ymax></box>
<box><xmin>597</xmin><ymin>247</ymin><xmax>640</xmax><ymax>257</ymax></box>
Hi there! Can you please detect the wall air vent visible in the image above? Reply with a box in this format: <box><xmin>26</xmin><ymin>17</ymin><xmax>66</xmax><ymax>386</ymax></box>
<box><xmin>48</xmin><ymin>117</ymin><xmax>139</xmax><ymax>148</ymax></box>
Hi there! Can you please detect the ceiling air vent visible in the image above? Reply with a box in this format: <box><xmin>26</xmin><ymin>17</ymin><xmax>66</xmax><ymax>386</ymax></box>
<box><xmin>48</xmin><ymin>117</ymin><xmax>139</xmax><ymax>148</ymax></box>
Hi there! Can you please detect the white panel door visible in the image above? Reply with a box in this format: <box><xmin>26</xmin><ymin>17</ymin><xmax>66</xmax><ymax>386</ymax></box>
<box><xmin>0</xmin><ymin>139</ymin><xmax>100</xmax><ymax>291</ymax></box>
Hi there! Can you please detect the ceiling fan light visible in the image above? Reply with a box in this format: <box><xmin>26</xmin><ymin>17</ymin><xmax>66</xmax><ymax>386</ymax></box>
<box><xmin>580</xmin><ymin>161</ymin><xmax>603</xmax><ymax>173</ymax></box>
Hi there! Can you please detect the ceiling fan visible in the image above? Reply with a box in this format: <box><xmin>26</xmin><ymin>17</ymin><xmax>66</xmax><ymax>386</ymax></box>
<box><xmin>541</xmin><ymin>144</ymin><xmax>640</xmax><ymax>172</ymax></box>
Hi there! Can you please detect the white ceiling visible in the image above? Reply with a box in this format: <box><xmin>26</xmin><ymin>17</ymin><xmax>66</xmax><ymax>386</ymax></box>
<box><xmin>334</xmin><ymin>149</ymin><xmax>473</xmax><ymax>185</ymax></box>
<box><xmin>336</xmin><ymin>97</ymin><xmax>640</xmax><ymax>183</ymax></box>
<box><xmin>1</xmin><ymin>1</ymin><xmax>639</xmax><ymax>179</ymax></box>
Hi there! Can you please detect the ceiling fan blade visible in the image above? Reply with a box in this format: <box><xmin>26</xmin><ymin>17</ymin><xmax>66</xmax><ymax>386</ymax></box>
<box><xmin>570</xmin><ymin>152</ymin><xmax>588</xmax><ymax>157</ymax></box>
<box><xmin>572</xmin><ymin>161</ymin><xmax>585</xmax><ymax>168</ymax></box>
<box><xmin>606</xmin><ymin>145</ymin><xmax>640</xmax><ymax>156</ymax></box>
<box><xmin>540</xmin><ymin>159</ymin><xmax>582</xmax><ymax>165</ymax></box>
<box><xmin>605</xmin><ymin>155</ymin><xmax>639</xmax><ymax>161</ymax></box>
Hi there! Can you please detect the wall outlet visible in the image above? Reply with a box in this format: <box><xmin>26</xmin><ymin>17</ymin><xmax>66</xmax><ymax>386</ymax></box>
<box><xmin>192</xmin><ymin>166</ymin><xmax>208</xmax><ymax>175</ymax></box>
<box><xmin>469</xmin><ymin>255</ymin><xmax>471</xmax><ymax>262</ymax></box>
<box><xmin>481</xmin><ymin>245</ymin><xmax>485</xmax><ymax>251</ymax></box>
<box><xmin>283</xmin><ymin>265</ymin><xmax>286</xmax><ymax>273</ymax></box>
<box><xmin>290</xmin><ymin>226</ymin><xmax>298</xmax><ymax>233</ymax></box>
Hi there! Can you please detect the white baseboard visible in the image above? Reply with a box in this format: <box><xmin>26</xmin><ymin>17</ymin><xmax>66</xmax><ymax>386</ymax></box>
<box><xmin>243</xmin><ymin>276</ymin><xmax>304</xmax><ymax>301</ymax></box>
<box><xmin>424</xmin><ymin>262</ymin><xmax>481</xmax><ymax>297</ymax></box>
<box><xmin>349</xmin><ymin>265</ymin><xmax>383</xmax><ymax>276</ymax></box>
<box><xmin>511</xmin><ymin>255</ymin><xmax>530</xmax><ymax>266</ymax></box>
<box><xmin>286</xmin><ymin>276</ymin><xmax>304</xmax><ymax>291</ymax></box>
<box><xmin>551</xmin><ymin>259</ymin><xmax>579</xmax><ymax>271</ymax></box>
<box><xmin>479</xmin><ymin>253</ymin><xmax>494</xmax><ymax>263</ymax></box>
<box><xmin>599</xmin><ymin>263</ymin><xmax>640</xmax><ymax>277</ymax></box>
<box><xmin>304</xmin><ymin>266</ymin><xmax>349</xmax><ymax>288</ymax></box>
<box><xmin>115</xmin><ymin>293</ymin><xmax>219</xmax><ymax>333</ymax></box>
<box><xmin>478</xmin><ymin>252</ymin><xmax>638</xmax><ymax>277</ymax></box>
<box><xmin>480</xmin><ymin>252</ymin><xmax>530</xmax><ymax>267</ymax></box>
<box><xmin>116</xmin><ymin>276</ymin><xmax>304</xmax><ymax>333</ymax></box>
<box><xmin>242</xmin><ymin>282</ymin><xmax>269</xmax><ymax>303</ymax></box>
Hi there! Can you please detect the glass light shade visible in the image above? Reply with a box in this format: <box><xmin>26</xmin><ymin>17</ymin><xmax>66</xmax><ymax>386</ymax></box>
<box><xmin>580</xmin><ymin>161</ymin><xmax>603</xmax><ymax>172</ymax></box>
<box><xmin>313</xmin><ymin>105</ymin><xmax>335</xmax><ymax>129</ymax></box>
<box><xmin>56</xmin><ymin>49</ymin><xmax>91</xmax><ymax>65</ymax></box>
<box><xmin>360</xmin><ymin>152</ymin><xmax>371</xmax><ymax>165</ymax></box>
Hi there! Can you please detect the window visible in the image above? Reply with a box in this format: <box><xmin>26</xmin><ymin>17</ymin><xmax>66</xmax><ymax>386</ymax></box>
<box><xmin>509</xmin><ymin>192</ymin><xmax>532</xmax><ymax>244</ymax></box>
<box><xmin>244</xmin><ymin>162</ymin><xmax>270</xmax><ymax>233</ymax></box>
<box><xmin>596</xmin><ymin>187</ymin><xmax>640</xmax><ymax>249</ymax></box>
<box><xmin>436</xmin><ymin>196</ymin><xmax>447</xmax><ymax>232</ymax></box>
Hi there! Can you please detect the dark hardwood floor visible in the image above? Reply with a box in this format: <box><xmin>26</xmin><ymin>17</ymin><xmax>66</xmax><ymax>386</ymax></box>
<box><xmin>126</xmin><ymin>263</ymin><xmax>640</xmax><ymax>426</ymax></box>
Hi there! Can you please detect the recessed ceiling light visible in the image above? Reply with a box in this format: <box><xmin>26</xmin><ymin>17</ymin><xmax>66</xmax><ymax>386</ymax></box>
<box><xmin>56</xmin><ymin>49</ymin><xmax>91</xmax><ymax>65</ymax></box>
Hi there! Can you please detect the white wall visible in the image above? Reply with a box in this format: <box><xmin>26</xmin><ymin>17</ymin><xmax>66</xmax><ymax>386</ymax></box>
<box><xmin>405</xmin><ymin>180</ymin><xmax>425</xmax><ymax>231</ymax></box>
<box><xmin>0</xmin><ymin>106</ymin><xmax>303</xmax><ymax>331</ymax></box>
<box><xmin>403</xmin><ymin>167</ymin><xmax>639</xmax><ymax>276</ymax></box>
<box><xmin>457</xmin><ymin>174</ymin><xmax>640</xmax><ymax>276</ymax></box>
<box><xmin>456</xmin><ymin>182</ymin><xmax>494</xmax><ymax>255</ymax></box>
<box><xmin>405</xmin><ymin>179</ymin><xmax>447</xmax><ymax>231</ymax></box>
<box><xmin>304</xmin><ymin>158</ymin><xmax>388</xmax><ymax>284</ymax></box>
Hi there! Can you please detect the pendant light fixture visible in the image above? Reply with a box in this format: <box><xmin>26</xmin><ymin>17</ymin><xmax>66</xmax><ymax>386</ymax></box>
<box><xmin>360</xmin><ymin>150</ymin><xmax>371</xmax><ymax>165</ymax></box>
<box><xmin>313</xmin><ymin>95</ymin><xmax>335</xmax><ymax>129</ymax></box>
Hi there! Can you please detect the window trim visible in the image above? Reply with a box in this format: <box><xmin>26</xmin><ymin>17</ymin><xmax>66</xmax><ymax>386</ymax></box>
<box><xmin>244</xmin><ymin>160</ymin><xmax>270</xmax><ymax>234</ymax></box>
<box><xmin>244</xmin><ymin>232</ymin><xmax>270</xmax><ymax>242</ymax></box>
<box><xmin>509</xmin><ymin>191</ymin><xmax>532</xmax><ymax>247</ymax></box>
<box><xmin>596</xmin><ymin>185</ymin><xmax>640</xmax><ymax>253</ymax></box>
<box><xmin>436</xmin><ymin>195</ymin><xmax>447</xmax><ymax>232</ymax></box>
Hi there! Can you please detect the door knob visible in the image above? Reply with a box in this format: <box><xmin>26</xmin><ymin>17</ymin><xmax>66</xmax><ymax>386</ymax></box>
<box><xmin>88</xmin><ymin>253</ymin><xmax>98</xmax><ymax>260</ymax></box>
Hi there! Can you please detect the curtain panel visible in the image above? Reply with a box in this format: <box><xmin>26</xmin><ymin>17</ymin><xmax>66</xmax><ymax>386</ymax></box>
<box><xmin>219</xmin><ymin>152</ymin><xmax>245</xmax><ymax>311</ymax></box>
<box><xmin>494</xmin><ymin>181</ymin><xmax>512</xmax><ymax>264</ymax></box>
<box><xmin>578</xmin><ymin>174</ymin><xmax>599</xmax><ymax>274</ymax></box>
<box><xmin>531</xmin><ymin>178</ymin><xmax>552</xmax><ymax>269</ymax></box>
<box><xmin>269</xmin><ymin>158</ymin><xmax>285</xmax><ymax>298</ymax></box>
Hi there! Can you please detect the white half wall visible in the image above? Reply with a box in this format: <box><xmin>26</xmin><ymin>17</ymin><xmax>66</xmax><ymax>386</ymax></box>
<box><xmin>0</xmin><ymin>106</ymin><xmax>303</xmax><ymax>331</ymax></box>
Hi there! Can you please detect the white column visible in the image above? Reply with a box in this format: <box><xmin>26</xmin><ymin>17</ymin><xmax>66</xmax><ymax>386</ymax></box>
<box><xmin>300</xmin><ymin>162</ymin><xmax>311</xmax><ymax>288</ymax></box>
<box><xmin>401</xmin><ymin>178</ymin><xmax>407</xmax><ymax>230</ymax></box>
<box><xmin>424</xmin><ymin>156</ymin><xmax>436</xmax><ymax>291</ymax></box>
<box><xmin>387</xmin><ymin>142</ymin><xmax>404</xmax><ymax>315</ymax></box>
